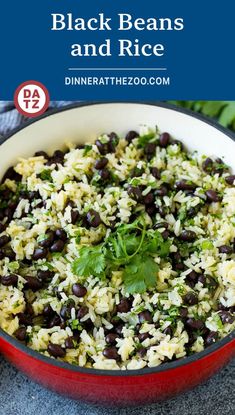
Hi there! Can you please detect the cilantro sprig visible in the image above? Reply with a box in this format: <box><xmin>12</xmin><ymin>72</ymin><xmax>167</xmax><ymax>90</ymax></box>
<box><xmin>72</xmin><ymin>218</ymin><xmax>170</xmax><ymax>294</ymax></box>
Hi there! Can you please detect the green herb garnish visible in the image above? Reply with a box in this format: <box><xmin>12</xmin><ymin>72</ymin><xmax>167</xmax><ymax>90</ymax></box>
<box><xmin>72</xmin><ymin>218</ymin><xmax>170</xmax><ymax>294</ymax></box>
<box><xmin>39</xmin><ymin>170</ymin><xmax>52</xmax><ymax>182</ymax></box>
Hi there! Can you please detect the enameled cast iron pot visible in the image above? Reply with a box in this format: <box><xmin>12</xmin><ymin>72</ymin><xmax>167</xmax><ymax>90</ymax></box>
<box><xmin>0</xmin><ymin>102</ymin><xmax>234</xmax><ymax>406</ymax></box>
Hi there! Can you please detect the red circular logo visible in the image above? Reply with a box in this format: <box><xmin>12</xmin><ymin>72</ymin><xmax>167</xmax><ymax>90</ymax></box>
<box><xmin>14</xmin><ymin>80</ymin><xmax>50</xmax><ymax>118</ymax></box>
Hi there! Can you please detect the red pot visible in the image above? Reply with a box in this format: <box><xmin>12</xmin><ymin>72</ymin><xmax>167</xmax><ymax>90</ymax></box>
<box><xmin>0</xmin><ymin>329</ymin><xmax>234</xmax><ymax>406</ymax></box>
<box><xmin>0</xmin><ymin>102</ymin><xmax>235</xmax><ymax>406</ymax></box>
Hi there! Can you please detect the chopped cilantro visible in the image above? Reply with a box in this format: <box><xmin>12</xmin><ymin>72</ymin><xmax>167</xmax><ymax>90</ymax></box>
<box><xmin>201</xmin><ymin>240</ymin><xmax>214</xmax><ymax>250</ymax></box>
<box><xmin>83</xmin><ymin>145</ymin><xmax>92</xmax><ymax>156</ymax></box>
<box><xmin>39</xmin><ymin>170</ymin><xmax>52</xmax><ymax>182</ymax></box>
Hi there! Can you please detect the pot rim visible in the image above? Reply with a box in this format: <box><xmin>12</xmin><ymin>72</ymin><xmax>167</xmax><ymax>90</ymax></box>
<box><xmin>0</xmin><ymin>100</ymin><xmax>235</xmax><ymax>377</ymax></box>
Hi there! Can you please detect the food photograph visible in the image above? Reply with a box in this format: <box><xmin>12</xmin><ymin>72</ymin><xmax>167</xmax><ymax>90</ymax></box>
<box><xmin>0</xmin><ymin>102</ymin><xmax>234</xmax><ymax>414</ymax></box>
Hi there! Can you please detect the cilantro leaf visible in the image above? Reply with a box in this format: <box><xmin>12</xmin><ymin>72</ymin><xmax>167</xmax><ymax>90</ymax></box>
<box><xmin>39</xmin><ymin>170</ymin><xmax>52</xmax><ymax>181</ymax></box>
<box><xmin>72</xmin><ymin>245</ymin><xmax>106</xmax><ymax>278</ymax></box>
<box><xmin>123</xmin><ymin>255</ymin><xmax>159</xmax><ymax>294</ymax></box>
<box><xmin>72</xmin><ymin>218</ymin><xmax>170</xmax><ymax>294</ymax></box>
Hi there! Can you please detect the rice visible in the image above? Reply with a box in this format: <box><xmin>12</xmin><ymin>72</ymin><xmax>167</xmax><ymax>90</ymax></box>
<box><xmin>0</xmin><ymin>126</ymin><xmax>235</xmax><ymax>370</ymax></box>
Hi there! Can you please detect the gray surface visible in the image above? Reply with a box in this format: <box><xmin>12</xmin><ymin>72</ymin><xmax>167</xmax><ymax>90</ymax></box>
<box><xmin>0</xmin><ymin>356</ymin><xmax>234</xmax><ymax>415</ymax></box>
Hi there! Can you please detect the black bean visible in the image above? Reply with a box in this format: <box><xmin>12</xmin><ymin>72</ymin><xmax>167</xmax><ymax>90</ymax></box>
<box><xmin>48</xmin><ymin>314</ymin><xmax>61</xmax><ymax>328</ymax></box>
<box><xmin>175</xmin><ymin>180</ymin><xmax>196</xmax><ymax>191</ymax></box>
<box><xmin>183</xmin><ymin>292</ymin><xmax>198</xmax><ymax>305</ymax></box>
<box><xmin>143</xmin><ymin>192</ymin><xmax>154</xmax><ymax>205</ymax></box>
<box><xmin>28</xmin><ymin>191</ymin><xmax>40</xmax><ymax>201</ymax></box>
<box><xmin>187</xmin><ymin>207</ymin><xmax>198</xmax><ymax>218</ymax></box>
<box><xmin>219</xmin><ymin>311</ymin><xmax>235</xmax><ymax>324</ymax></box>
<box><xmin>115</xmin><ymin>324</ymin><xmax>124</xmax><ymax>337</ymax></box>
<box><xmin>66</xmin><ymin>200</ymin><xmax>76</xmax><ymax>209</ymax></box>
<box><xmin>0</xmin><ymin>235</ymin><xmax>10</xmax><ymax>248</ymax></box>
<box><xmin>187</xmin><ymin>270</ymin><xmax>198</xmax><ymax>282</ymax></box>
<box><xmin>50</xmin><ymin>240</ymin><xmax>65</xmax><ymax>253</ymax></box>
<box><xmin>2</xmin><ymin>248</ymin><xmax>15</xmax><ymax>261</ymax></box>
<box><xmin>24</xmin><ymin>276</ymin><xmax>43</xmax><ymax>291</ymax></box>
<box><xmin>83</xmin><ymin>318</ymin><xmax>93</xmax><ymax>331</ymax></box>
<box><xmin>71</xmin><ymin>209</ymin><xmax>80</xmax><ymax>225</ymax></box>
<box><xmin>55</xmin><ymin>229</ymin><xmax>67</xmax><ymax>241</ymax></box>
<box><xmin>99</xmin><ymin>168</ymin><xmax>110</xmax><ymax>181</ymax></box>
<box><xmin>186</xmin><ymin>331</ymin><xmax>197</xmax><ymax>346</ymax></box>
<box><xmin>144</xmin><ymin>143</ymin><xmax>156</xmax><ymax>155</ymax></box>
<box><xmin>60</xmin><ymin>300</ymin><xmax>75</xmax><ymax>320</ymax></box>
<box><xmin>173</xmin><ymin>254</ymin><xmax>184</xmax><ymax>271</ymax></box>
<box><xmin>186</xmin><ymin>318</ymin><xmax>204</xmax><ymax>330</ymax></box>
<box><xmin>0</xmin><ymin>190</ymin><xmax>11</xmax><ymax>201</ymax></box>
<box><xmin>225</xmin><ymin>175</ymin><xmax>235</xmax><ymax>185</ymax></box>
<box><xmin>0</xmin><ymin>223</ymin><xmax>6</xmax><ymax>233</ymax></box>
<box><xmin>145</xmin><ymin>204</ymin><xmax>157</xmax><ymax>217</ymax></box>
<box><xmin>34</xmin><ymin>151</ymin><xmax>49</xmax><ymax>159</ymax></box>
<box><xmin>125</xmin><ymin>130</ymin><xmax>139</xmax><ymax>143</ymax></box>
<box><xmin>127</xmin><ymin>185</ymin><xmax>142</xmax><ymax>202</ymax></box>
<box><xmin>105</xmin><ymin>333</ymin><xmax>119</xmax><ymax>345</ymax></box>
<box><xmin>15</xmin><ymin>327</ymin><xmax>27</xmax><ymax>341</ymax></box>
<box><xmin>4</xmin><ymin>207</ymin><xmax>14</xmax><ymax>222</ymax></box>
<box><xmin>65</xmin><ymin>336</ymin><xmax>77</xmax><ymax>349</ymax></box>
<box><xmin>1</xmin><ymin>274</ymin><xmax>18</xmax><ymax>286</ymax></box>
<box><xmin>205</xmin><ymin>189</ymin><xmax>220</xmax><ymax>203</ymax></box>
<box><xmin>17</xmin><ymin>313</ymin><xmax>32</xmax><ymax>326</ymax></box>
<box><xmin>138</xmin><ymin>332</ymin><xmax>150</xmax><ymax>342</ymax></box>
<box><xmin>155</xmin><ymin>185</ymin><xmax>168</xmax><ymax>197</ymax></box>
<box><xmin>219</xmin><ymin>245</ymin><xmax>233</xmax><ymax>254</ymax></box>
<box><xmin>103</xmin><ymin>346</ymin><xmax>119</xmax><ymax>360</ymax></box>
<box><xmin>117</xmin><ymin>298</ymin><xmax>131</xmax><ymax>313</ymax></box>
<box><xmin>159</xmin><ymin>132</ymin><xmax>170</xmax><ymax>148</ymax></box>
<box><xmin>138</xmin><ymin>347</ymin><xmax>147</xmax><ymax>358</ymax></box>
<box><xmin>202</xmin><ymin>158</ymin><xmax>213</xmax><ymax>173</ymax></box>
<box><xmin>77</xmin><ymin>306</ymin><xmax>89</xmax><ymax>320</ymax></box>
<box><xmin>32</xmin><ymin>247</ymin><xmax>48</xmax><ymax>260</ymax></box>
<box><xmin>86</xmin><ymin>209</ymin><xmax>102</xmax><ymax>228</ymax></box>
<box><xmin>53</xmin><ymin>150</ymin><xmax>65</xmax><ymax>160</ymax></box>
<box><xmin>38</xmin><ymin>231</ymin><xmax>55</xmax><ymax>248</ymax></box>
<box><xmin>205</xmin><ymin>331</ymin><xmax>218</xmax><ymax>347</ymax></box>
<box><xmin>161</xmin><ymin>230</ymin><xmax>169</xmax><ymax>240</ymax></box>
<box><xmin>163</xmin><ymin>326</ymin><xmax>173</xmax><ymax>336</ymax></box>
<box><xmin>72</xmin><ymin>283</ymin><xmax>87</xmax><ymax>298</ymax></box>
<box><xmin>1</xmin><ymin>166</ymin><xmax>22</xmax><ymax>183</ymax></box>
<box><xmin>94</xmin><ymin>157</ymin><xmax>109</xmax><ymax>170</ymax></box>
<box><xmin>43</xmin><ymin>305</ymin><xmax>53</xmax><ymax>317</ymax></box>
<box><xmin>138</xmin><ymin>310</ymin><xmax>153</xmax><ymax>324</ymax></box>
<box><xmin>150</xmin><ymin>167</ymin><xmax>161</xmax><ymax>179</ymax></box>
<box><xmin>0</xmin><ymin>250</ymin><xmax>5</xmax><ymax>260</ymax></box>
<box><xmin>179</xmin><ymin>308</ymin><xmax>188</xmax><ymax>318</ymax></box>
<box><xmin>108</xmin><ymin>132</ymin><xmax>119</xmax><ymax>152</ymax></box>
<box><xmin>60</xmin><ymin>321</ymin><xmax>67</xmax><ymax>329</ymax></box>
<box><xmin>180</xmin><ymin>230</ymin><xmax>197</xmax><ymax>242</ymax></box>
<box><xmin>198</xmin><ymin>274</ymin><xmax>206</xmax><ymax>285</ymax></box>
<box><xmin>72</xmin><ymin>330</ymin><xmax>81</xmax><ymax>341</ymax></box>
<box><xmin>37</xmin><ymin>270</ymin><xmax>54</xmax><ymax>282</ymax></box>
<box><xmin>153</xmin><ymin>222</ymin><xmax>168</xmax><ymax>230</ymax></box>
<box><xmin>48</xmin><ymin>343</ymin><xmax>66</xmax><ymax>358</ymax></box>
<box><xmin>25</xmin><ymin>303</ymin><xmax>34</xmax><ymax>316</ymax></box>
<box><xmin>185</xmin><ymin>270</ymin><xmax>198</xmax><ymax>287</ymax></box>
<box><xmin>95</xmin><ymin>139</ymin><xmax>110</xmax><ymax>156</ymax></box>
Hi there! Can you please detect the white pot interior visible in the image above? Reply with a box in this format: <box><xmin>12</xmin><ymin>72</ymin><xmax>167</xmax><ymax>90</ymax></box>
<box><xmin>0</xmin><ymin>103</ymin><xmax>235</xmax><ymax>179</ymax></box>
